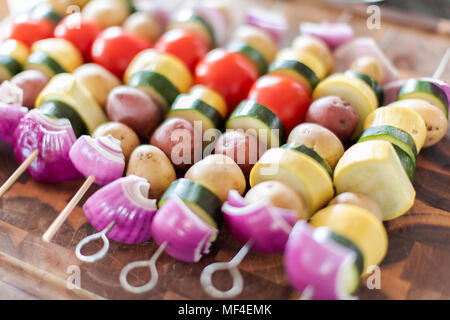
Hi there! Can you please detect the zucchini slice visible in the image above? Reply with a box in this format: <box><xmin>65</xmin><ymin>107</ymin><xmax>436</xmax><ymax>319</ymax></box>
<box><xmin>170</xmin><ymin>10</ymin><xmax>216</xmax><ymax>48</ymax></box>
<box><xmin>167</xmin><ymin>94</ymin><xmax>224</xmax><ymax>131</ymax></box>
<box><xmin>38</xmin><ymin>100</ymin><xmax>88</xmax><ymax>137</ymax></box>
<box><xmin>128</xmin><ymin>70</ymin><xmax>180</xmax><ymax>114</ymax></box>
<box><xmin>393</xmin><ymin>145</ymin><xmax>416</xmax><ymax>183</ymax></box>
<box><xmin>0</xmin><ymin>55</ymin><xmax>22</xmax><ymax>81</ymax></box>
<box><xmin>0</xmin><ymin>39</ymin><xmax>30</xmax><ymax>66</ymax></box>
<box><xmin>313</xmin><ymin>73</ymin><xmax>379</xmax><ymax>140</ymax></box>
<box><xmin>226</xmin><ymin>100</ymin><xmax>285</xmax><ymax>149</ymax></box>
<box><xmin>345</xmin><ymin>70</ymin><xmax>384</xmax><ymax>105</ymax></box>
<box><xmin>26</xmin><ymin>51</ymin><xmax>66</xmax><ymax>78</ymax></box>
<box><xmin>189</xmin><ymin>85</ymin><xmax>227</xmax><ymax>118</ymax></box>
<box><xmin>228</xmin><ymin>41</ymin><xmax>268</xmax><ymax>76</ymax></box>
<box><xmin>313</xmin><ymin>227</ymin><xmax>365</xmax><ymax>276</ymax></box>
<box><xmin>159</xmin><ymin>178</ymin><xmax>222</xmax><ymax>229</ymax></box>
<box><xmin>30</xmin><ymin>2</ymin><xmax>63</xmax><ymax>25</ymax></box>
<box><xmin>269</xmin><ymin>59</ymin><xmax>319</xmax><ymax>94</ymax></box>
<box><xmin>358</xmin><ymin>125</ymin><xmax>417</xmax><ymax>164</ymax></box>
<box><xmin>398</xmin><ymin>79</ymin><xmax>448</xmax><ymax>118</ymax></box>
<box><xmin>282</xmin><ymin>142</ymin><xmax>333</xmax><ymax>176</ymax></box>
<box><xmin>276</xmin><ymin>48</ymin><xmax>327</xmax><ymax>80</ymax></box>
<box><xmin>250</xmin><ymin>148</ymin><xmax>334</xmax><ymax>218</ymax></box>
<box><xmin>310</xmin><ymin>203</ymin><xmax>388</xmax><ymax>273</ymax></box>
<box><xmin>334</xmin><ymin>140</ymin><xmax>415</xmax><ymax>220</ymax></box>
<box><xmin>363</xmin><ymin>105</ymin><xmax>427</xmax><ymax>152</ymax></box>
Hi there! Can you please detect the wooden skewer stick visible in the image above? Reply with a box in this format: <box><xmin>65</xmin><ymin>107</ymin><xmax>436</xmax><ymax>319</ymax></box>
<box><xmin>42</xmin><ymin>175</ymin><xmax>96</xmax><ymax>243</ymax></box>
<box><xmin>336</xmin><ymin>9</ymin><xmax>353</xmax><ymax>24</ymax></box>
<box><xmin>432</xmin><ymin>47</ymin><xmax>450</xmax><ymax>80</ymax></box>
<box><xmin>0</xmin><ymin>149</ymin><xmax>39</xmax><ymax>197</ymax></box>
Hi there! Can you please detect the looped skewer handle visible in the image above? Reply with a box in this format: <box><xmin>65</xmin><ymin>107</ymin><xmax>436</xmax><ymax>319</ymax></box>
<box><xmin>200</xmin><ymin>239</ymin><xmax>253</xmax><ymax>299</ymax></box>
<box><xmin>120</xmin><ymin>242</ymin><xmax>168</xmax><ymax>294</ymax></box>
<box><xmin>0</xmin><ymin>149</ymin><xmax>39</xmax><ymax>197</ymax></box>
<box><xmin>75</xmin><ymin>220</ymin><xmax>115</xmax><ymax>263</ymax></box>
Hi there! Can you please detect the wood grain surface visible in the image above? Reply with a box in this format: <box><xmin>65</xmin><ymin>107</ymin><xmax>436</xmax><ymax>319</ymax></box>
<box><xmin>0</xmin><ymin>0</ymin><xmax>449</xmax><ymax>300</ymax></box>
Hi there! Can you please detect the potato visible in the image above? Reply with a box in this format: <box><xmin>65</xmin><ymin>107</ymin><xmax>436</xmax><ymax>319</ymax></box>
<box><xmin>328</xmin><ymin>192</ymin><xmax>383</xmax><ymax>221</ymax></box>
<box><xmin>214</xmin><ymin>130</ymin><xmax>266</xmax><ymax>176</ymax></box>
<box><xmin>92</xmin><ymin>122</ymin><xmax>140</xmax><ymax>162</ymax></box>
<box><xmin>288</xmin><ymin>123</ymin><xmax>344</xmax><ymax>169</ymax></box>
<box><xmin>350</xmin><ymin>56</ymin><xmax>385</xmax><ymax>84</ymax></box>
<box><xmin>185</xmin><ymin>154</ymin><xmax>246</xmax><ymax>202</ymax></box>
<box><xmin>126</xmin><ymin>145</ymin><xmax>176</xmax><ymax>199</ymax></box>
<box><xmin>10</xmin><ymin>70</ymin><xmax>49</xmax><ymax>109</ymax></box>
<box><xmin>150</xmin><ymin>118</ymin><xmax>201</xmax><ymax>171</ymax></box>
<box><xmin>292</xmin><ymin>35</ymin><xmax>334</xmax><ymax>74</ymax></box>
<box><xmin>82</xmin><ymin>0</ymin><xmax>130</xmax><ymax>28</ymax></box>
<box><xmin>305</xmin><ymin>96</ymin><xmax>359</xmax><ymax>141</ymax></box>
<box><xmin>123</xmin><ymin>11</ymin><xmax>163</xmax><ymax>44</ymax></box>
<box><xmin>107</xmin><ymin>86</ymin><xmax>161</xmax><ymax>139</ymax></box>
<box><xmin>245</xmin><ymin>181</ymin><xmax>305</xmax><ymax>219</ymax></box>
<box><xmin>389</xmin><ymin>99</ymin><xmax>447</xmax><ymax>147</ymax></box>
<box><xmin>74</xmin><ymin>63</ymin><xmax>121</xmax><ymax>108</ymax></box>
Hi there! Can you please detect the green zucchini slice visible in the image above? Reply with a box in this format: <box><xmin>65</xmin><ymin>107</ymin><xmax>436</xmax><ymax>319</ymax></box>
<box><xmin>345</xmin><ymin>70</ymin><xmax>384</xmax><ymax>105</ymax></box>
<box><xmin>398</xmin><ymin>79</ymin><xmax>448</xmax><ymax>118</ymax></box>
<box><xmin>38</xmin><ymin>100</ymin><xmax>88</xmax><ymax>137</ymax></box>
<box><xmin>358</xmin><ymin>125</ymin><xmax>417</xmax><ymax>166</ymax></box>
<box><xmin>269</xmin><ymin>59</ymin><xmax>320</xmax><ymax>92</ymax></box>
<box><xmin>172</xmin><ymin>11</ymin><xmax>216</xmax><ymax>47</ymax></box>
<box><xmin>226</xmin><ymin>100</ymin><xmax>286</xmax><ymax>149</ymax></box>
<box><xmin>393</xmin><ymin>145</ymin><xmax>416</xmax><ymax>183</ymax></box>
<box><xmin>26</xmin><ymin>51</ymin><xmax>66</xmax><ymax>78</ymax></box>
<box><xmin>167</xmin><ymin>94</ymin><xmax>224</xmax><ymax>130</ymax></box>
<box><xmin>0</xmin><ymin>55</ymin><xmax>22</xmax><ymax>80</ymax></box>
<box><xmin>159</xmin><ymin>178</ymin><xmax>222</xmax><ymax>229</ymax></box>
<box><xmin>30</xmin><ymin>2</ymin><xmax>63</xmax><ymax>25</ymax></box>
<box><xmin>281</xmin><ymin>142</ymin><xmax>333</xmax><ymax>176</ymax></box>
<box><xmin>228</xmin><ymin>41</ymin><xmax>268</xmax><ymax>76</ymax></box>
<box><xmin>128</xmin><ymin>70</ymin><xmax>180</xmax><ymax>114</ymax></box>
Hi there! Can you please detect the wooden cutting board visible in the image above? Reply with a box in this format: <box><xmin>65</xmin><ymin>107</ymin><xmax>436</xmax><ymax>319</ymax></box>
<box><xmin>0</xmin><ymin>0</ymin><xmax>449</xmax><ymax>300</ymax></box>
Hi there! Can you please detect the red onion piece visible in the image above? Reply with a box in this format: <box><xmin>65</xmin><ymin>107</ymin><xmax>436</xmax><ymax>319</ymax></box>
<box><xmin>152</xmin><ymin>196</ymin><xmax>218</xmax><ymax>263</ymax></box>
<box><xmin>382</xmin><ymin>79</ymin><xmax>407</xmax><ymax>105</ymax></box>
<box><xmin>245</xmin><ymin>7</ymin><xmax>287</xmax><ymax>46</ymax></box>
<box><xmin>222</xmin><ymin>190</ymin><xmax>297</xmax><ymax>254</ymax></box>
<box><xmin>0</xmin><ymin>81</ymin><xmax>23</xmax><ymax>105</ymax></box>
<box><xmin>300</xmin><ymin>22</ymin><xmax>354</xmax><ymax>50</ymax></box>
<box><xmin>13</xmin><ymin>110</ymin><xmax>81</xmax><ymax>183</ymax></box>
<box><xmin>421</xmin><ymin>77</ymin><xmax>450</xmax><ymax>108</ymax></box>
<box><xmin>284</xmin><ymin>221</ymin><xmax>357</xmax><ymax>300</ymax></box>
<box><xmin>0</xmin><ymin>103</ymin><xmax>27</xmax><ymax>146</ymax></box>
<box><xmin>69</xmin><ymin>135</ymin><xmax>125</xmax><ymax>185</ymax></box>
<box><xmin>83</xmin><ymin>175</ymin><xmax>158</xmax><ymax>244</ymax></box>
<box><xmin>334</xmin><ymin>37</ymin><xmax>398</xmax><ymax>84</ymax></box>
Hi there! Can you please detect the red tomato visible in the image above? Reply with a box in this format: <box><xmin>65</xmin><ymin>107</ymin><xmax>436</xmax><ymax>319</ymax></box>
<box><xmin>155</xmin><ymin>29</ymin><xmax>208</xmax><ymax>74</ymax></box>
<box><xmin>248</xmin><ymin>74</ymin><xmax>311</xmax><ymax>133</ymax></box>
<box><xmin>195</xmin><ymin>48</ymin><xmax>259</xmax><ymax>113</ymax></box>
<box><xmin>91</xmin><ymin>27</ymin><xmax>151</xmax><ymax>79</ymax></box>
<box><xmin>54</xmin><ymin>13</ymin><xmax>101</xmax><ymax>61</ymax></box>
<box><xmin>4</xmin><ymin>14</ymin><xmax>54</xmax><ymax>48</ymax></box>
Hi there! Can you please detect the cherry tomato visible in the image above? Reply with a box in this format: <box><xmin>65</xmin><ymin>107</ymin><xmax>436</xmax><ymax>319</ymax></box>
<box><xmin>195</xmin><ymin>48</ymin><xmax>258</xmax><ymax>113</ymax></box>
<box><xmin>248</xmin><ymin>74</ymin><xmax>311</xmax><ymax>133</ymax></box>
<box><xmin>4</xmin><ymin>14</ymin><xmax>54</xmax><ymax>48</ymax></box>
<box><xmin>54</xmin><ymin>13</ymin><xmax>101</xmax><ymax>61</ymax></box>
<box><xmin>91</xmin><ymin>27</ymin><xmax>151</xmax><ymax>78</ymax></box>
<box><xmin>155</xmin><ymin>29</ymin><xmax>209</xmax><ymax>74</ymax></box>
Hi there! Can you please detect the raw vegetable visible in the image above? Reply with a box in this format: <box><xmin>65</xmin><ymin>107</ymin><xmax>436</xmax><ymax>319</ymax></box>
<box><xmin>4</xmin><ymin>16</ymin><xmax>53</xmax><ymax>48</ymax></box>
<box><xmin>189</xmin><ymin>85</ymin><xmax>227</xmax><ymax>118</ymax></box>
<box><xmin>344</xmin><ymin>70</ymin><xmax>384</xmax><ymax>105</ymax></box>
<box><xmin>10</xmin><ymin>70</ymin><xmax>49</xmax><ymax>109</ymax></box>
<box><xmin>250</xmin><ymin>147</ymin><xmax>334</xmax><ymax>217</ymax></box>
<box><xmin>334</xmin><ymin>140</ymin><xmax>416</xmax><ymax>220</ymax></box>
<box><xmin>69</xmin><ymin>135</ymin><xmax>125</xmax><ymax>185</ymax></box>
<box><xmin>310</xmin><ymin>203</ymin><xmax>388</xmax><ymax>272</ymax></box>
<box><xmin>29</xmin><ymin>2</ymin><xmax>62</xmax><ymax>26</ymax></box>
<box><xmin>159</xmin><ymin>178</ymin><xmax>222</xmax><ymax>229</ymax></box>
<box><xmin>83</xmin><ymin>175</ymin><xmax>158</xmax><ymax>244</ymax></box>
<box><xmin>227</xmin><ymin>41</ymin><xmax>268</xmax><ymax>76</ymax></box>
<box><xmin>363</xmin><ymin>105</ymin><xmax>427</xmax><ymax>152</ymax></box>
<box><xmin>282</xmin><ymin>143</ymin><xmax>333</xmax><ymax>177</ymax></box>
<box><xmin>152</xmin><ymin>196</ymin><xmax>218</xmax><ymax>262</ymax></box>
<box><xmin>13</xmin><ymin>110</ymin><xmax>81</xmax><ymax>182</ymax></box>
<box><xmin>292</xmin><ymin>35</ymin><xmax>334</xmax><ymax>74</ymax></box>
<box><xmin>126</xmin><ymin>145</ymin><xmax>176</xmax><ymax>199</ymax></box>
<box><xmin>268</xmin><ymin>59</ymin><xmax>319</xmax><ymax>94</ymax></box>
<box><xmin>222</xmin><ymin>190</ymin><xmax>297</xmax><ymax>253</ymax></box>
<box><xmin>226</xmin><ymin>100</ymin><xmax>285</xmax><ymax>149</ymax></box>
<box><xmin>82</xmin><ymin>0</ymin><xmax>134</xmax><ymax>29</ymax></box>
<box><xmin>349</xmin><ymin>56</ymin><xmax>385</xmax><ymax>84</ymax></box>
<box><xmin>328</xmin><ymin>192</ymin><xmax>383</xmax><ymax>221</ymax></box>
<box><xmin>245</xmin><ymin>6</ymin><xmax>287</xmax><ymax>46</ymax></box>
<box><xmin>300</xmin><ymin>22</ymin><xmax>354</xmax><ymax>50</ymax></box>
<box><xmin>233</xmin><ymin>25</ymin><xmax>277</xmax><ymax>66</ymax></box>
<box><xmin>0</xmin><ymin>103</ymin><xmax>28</xmax><ymax>146</ymax></box>
<box><xmin>0</xmin><ymin>40</ymin><xmax>29</xmax><ymax>82</ymax></box>
<box><xmin>185</xmin><ymin>154</ymin><xmax>246</xmax><ymax>203</ymax></box>
<box><xmin>312</xmin><ymin>73</ymin><xmax>378</xmax><ymax>139</ymax></box>
<box><xmin>170</xmin><ymin>8</ymin><xmax>216</xmax><ymax>48</ymax></box>
<box><xmin>275</xmin><ymin>48</ymin><xmax>327</xmax><ymax>81</ymax></box>
<box><xmin>284</xmin><ymin>221</ymin><xmax>359</xmax><ymax>300</ymax></box>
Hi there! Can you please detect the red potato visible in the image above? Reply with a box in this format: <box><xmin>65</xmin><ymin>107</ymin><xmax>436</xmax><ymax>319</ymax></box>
<box><xmin>214</xmin><ymin>130</ymin><xmax>266</xmax><ymax>176</ymax></box>
<box><xmin>305</xmin><ymin>96</ymin><xmax>358</xmax><ymax>141</ymax></box>
<box><xmin>150</xmin><ymin>118</ymin><xmax>200</xmax><ymax>171</ymax></box>
<box><xmin>10</xmin><ymin>70</ymin><xmax>49</xmax><ymax>109</ymax></box>
<box><xmin>107</xmin><ymin>86</ymin><xmax>161</xmax><ymax>139</ymax></box>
